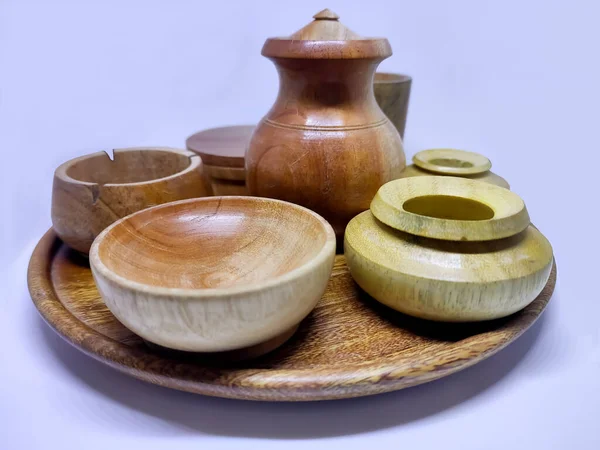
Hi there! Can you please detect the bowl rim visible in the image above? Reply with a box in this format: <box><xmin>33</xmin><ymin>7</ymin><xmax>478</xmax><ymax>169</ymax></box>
<box><xmin>54</xmin><ymin>147</ymin><xmax>200</xmax><ymax>187</ymax></box>
<box><xmin>89</xmin><ymin>196</ymin><xmax>337</xmax><ymax>298</ymax></box>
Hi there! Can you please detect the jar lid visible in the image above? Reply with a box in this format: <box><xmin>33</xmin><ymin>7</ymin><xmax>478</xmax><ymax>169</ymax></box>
<box><xmin>370</xmin><ymin>176</ymin><xmax>530</xmax><ymax>241</ymax></box>
<box><xmin>413</xmin><ymin>149</ymin><xmax>492</xmax><ymax>175</ymax></box>
<box><xmin>186</xmin><ymin>125</ymin><xmax>254</xmax><ymax>168</ymax></box>
<box><xmin>262</xmin><ymin>9</ymin><xmax>391</xmax><ymax>60</ymax></box>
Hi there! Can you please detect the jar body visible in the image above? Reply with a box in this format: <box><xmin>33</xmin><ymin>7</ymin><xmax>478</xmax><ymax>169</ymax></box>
<box><xmin>246</xmin><ymin>58</ymin><xmax>405</xmax><ymax>238</ymax></box>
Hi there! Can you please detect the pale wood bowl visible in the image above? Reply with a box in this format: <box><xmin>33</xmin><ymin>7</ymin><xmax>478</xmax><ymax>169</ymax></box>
<box><xmin>51</xmin><ymin>147</ymin><xmax>210</xmax><ymax>254</ymax></box>
<box><xmin>89</xmin><ymin>196</ymin><xmax>336</xmax><ymax>357</ymax></box>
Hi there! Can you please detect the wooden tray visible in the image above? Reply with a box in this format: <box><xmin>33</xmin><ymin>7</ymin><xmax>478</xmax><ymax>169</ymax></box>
<box><xmin>28</xmin><ymin>229</ymin><xmax>556</xmax><ymax>401</ymax></box>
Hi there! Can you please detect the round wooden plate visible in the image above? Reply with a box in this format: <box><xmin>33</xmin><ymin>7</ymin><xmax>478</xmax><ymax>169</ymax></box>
<box><xmin>28</xmin><ymin>230</ymin><xmax>556</xmax><ymax>401</ymax></box>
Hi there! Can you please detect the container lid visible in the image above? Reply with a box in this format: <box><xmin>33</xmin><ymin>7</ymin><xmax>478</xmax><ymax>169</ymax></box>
<box><xmin>186</xmin><ymin>125</ymin><xmax>254</xmax><ymax>168</ymax></box>
<box><xmin>370</xmin><ymin>176</ymin><xmax>530</xmax><ymax>241</ymax></box>
<box><xmin>413</xmin><ymin>149</ymin><xmax>492</xmax><ymax>175</ymax></box>
<box><xmin>262</xmin><ymin>9</ymin><xmax>391</xmax><ymax>60</ymax></box>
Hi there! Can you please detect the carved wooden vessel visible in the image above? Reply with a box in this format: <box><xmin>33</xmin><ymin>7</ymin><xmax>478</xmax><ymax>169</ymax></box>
<box><xmin>345</xmin><ymin>176</ymin><xmax>553</xmax><ymax>321</ymax></box>
<box><xmin>246</xmin><ymin>9</ymin><xmax>405</xmax><ymax>240</ymax></box>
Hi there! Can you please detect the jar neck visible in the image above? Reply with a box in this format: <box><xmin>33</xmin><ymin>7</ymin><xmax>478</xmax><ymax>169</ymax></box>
<box><xmin>265</xmin><ymin>58</ymin><xmax>385</xmax><ymax>126</ymax></box>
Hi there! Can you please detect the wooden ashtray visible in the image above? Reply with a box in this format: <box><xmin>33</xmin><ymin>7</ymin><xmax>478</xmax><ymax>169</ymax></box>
<box><xmin>89</xmin><ymin>196</ymin><xmax>336</xmax><ymax>358</ymax></box>
<box><xmin>51</xmin><ymin>147</ymin><xmax>210</xmax><ymax>254</ymax></box>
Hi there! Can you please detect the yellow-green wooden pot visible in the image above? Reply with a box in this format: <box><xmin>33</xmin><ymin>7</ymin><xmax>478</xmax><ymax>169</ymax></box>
<box><xmin>344</xmin><ymin>176</ymin><xmax>553</xmax><ymax>322</ymax></box>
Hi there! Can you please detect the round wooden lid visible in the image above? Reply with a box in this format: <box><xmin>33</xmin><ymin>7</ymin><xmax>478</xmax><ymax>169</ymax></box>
<box><xmin>262</xmin><ymin>10</ymin><xmax>391</xmax><ymax>60</ymax></box>
<box><xmin>186</xmin><ymin>125</ymin><xmax>254</xmax><ymax>168</ymax></box>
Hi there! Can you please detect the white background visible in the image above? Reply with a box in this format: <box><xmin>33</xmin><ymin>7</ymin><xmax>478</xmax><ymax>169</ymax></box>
<box><xmin>1</xmin><ymin>0</ymin><xmax>599</xmax><ymax>448</ymax></box>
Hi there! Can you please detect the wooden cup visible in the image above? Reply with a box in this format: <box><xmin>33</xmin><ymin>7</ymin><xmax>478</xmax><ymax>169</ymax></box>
<box><xmin>374</xmin><ymin>72</ymin><xmax>412</xmax><ymax>139</ymax></box>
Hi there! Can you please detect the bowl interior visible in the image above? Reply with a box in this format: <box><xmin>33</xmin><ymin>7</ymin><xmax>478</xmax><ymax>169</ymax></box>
<box><xmin>66</xmin><ymin>149</ymin><xmax>191</xmax><ymax>184</ymax></box>
<box><xmin>96</xmin><ymin>197</ymin><xmax>331</xmax><ymax>289</ymax></box>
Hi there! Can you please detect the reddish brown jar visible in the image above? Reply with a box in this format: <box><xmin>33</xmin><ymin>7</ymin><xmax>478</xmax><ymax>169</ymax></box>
<box><xmin>245</xmin><ymin>9</ymin><xmax>405</xmax><ymax>239</ymax></box>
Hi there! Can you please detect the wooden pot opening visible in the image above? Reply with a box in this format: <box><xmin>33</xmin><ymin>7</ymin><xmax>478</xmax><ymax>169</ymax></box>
<box><xmin>402</xmin><ymin>195</ymin><xmax>495</xmax><ymax>221</ymax></box>
<box><xmin>66</xmin><ymin>150</ymin><xmax>192</xmax><ymax>185</ymax></box>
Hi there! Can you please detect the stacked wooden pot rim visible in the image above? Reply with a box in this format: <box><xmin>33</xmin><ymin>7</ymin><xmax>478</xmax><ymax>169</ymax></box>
<box><xmin>185</xmin><ymin>125</ymin><xmax>253</xmax><ymax>196</ymax></box>
<box><xmin>399</xmin><ymin>148</ymin><xmax>510</xmax><ymax>189</ymax></box>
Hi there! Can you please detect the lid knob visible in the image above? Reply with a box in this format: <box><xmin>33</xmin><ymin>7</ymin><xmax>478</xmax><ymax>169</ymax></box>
<box><xmin>313</xmin><ymin>9</ymin><xmax>340</xmax><ymax>20</ymax></box>
<box><xmin>288</xmin><ymin>8</ymin><xmax>361</xmax><ymax>40</ymax></box>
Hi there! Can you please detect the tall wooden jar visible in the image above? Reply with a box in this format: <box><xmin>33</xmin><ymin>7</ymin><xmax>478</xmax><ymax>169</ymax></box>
<box><xmin>246</xmin><ymin>9</ymin><xmax>405</xmax><ymax>240</ymax></box>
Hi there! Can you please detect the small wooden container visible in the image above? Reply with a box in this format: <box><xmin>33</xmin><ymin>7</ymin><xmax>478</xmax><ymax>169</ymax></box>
<box><xmin>90</xmin><ymin>196</ymin><xmax>336</xmax><ymax>359</ymax></box>
<box><xmin>186</xmin><ymin>125</ymin><xmax>253</xmax><ymax>196</ymax></box>
<box><xmin>345</xmin><ymin>176</ymin><xmax>553</xmax><ymax>322</ymax></box>
<box><xmin>399</xmin><ymin>149</ymin><xmax>510</xmax><ymax>188</ymax></box>
<box><xmin>51</xmin><ymin>147</ymin><xmax>209</xmax><ymax>255</ymax></box>
<box><xmin>374</xmin><ymin>72</ymin><xmax>412</xmax><ymax>139</ymax></box>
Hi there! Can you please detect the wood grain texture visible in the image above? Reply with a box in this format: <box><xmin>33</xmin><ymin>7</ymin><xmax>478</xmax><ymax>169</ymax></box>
<box><xmin>89</xmin><ymin>197</ymin><xmax>336</xmax><ymax>353</ymax></box>
<box><xmin>246</xmin><ymin>11</ymin><xmax>405</xmax><ymax>240</ymax></box>
<box><xmin>28</xmin><ymin>229</ymin><xmax>556</xmax><ymax>401</ymax></box>
<box><xmin>374</xmin><ymin>73</ymin><xmax>412</xmax><ymax>138</ymax></box>
<box><xmin>51</xmin><ymin>147</ymin><xmax>210</xmax><ymax>254</ymax></box>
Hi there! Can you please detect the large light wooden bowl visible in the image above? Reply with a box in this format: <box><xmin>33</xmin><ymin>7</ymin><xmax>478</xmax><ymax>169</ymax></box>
<box><xmin>51</xmin><ymin>147</ymin><xmax>210</xmax><ymax>254</ymax></box>
<box><xmin>89</xmin><ymin>196</ymin><xmax>336</xmax><ymax>356</ymax></box>
<box><xmin>345</xmin><ymin>177</ymin><xmax>553</xmax><ymax>322</ymax></box>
